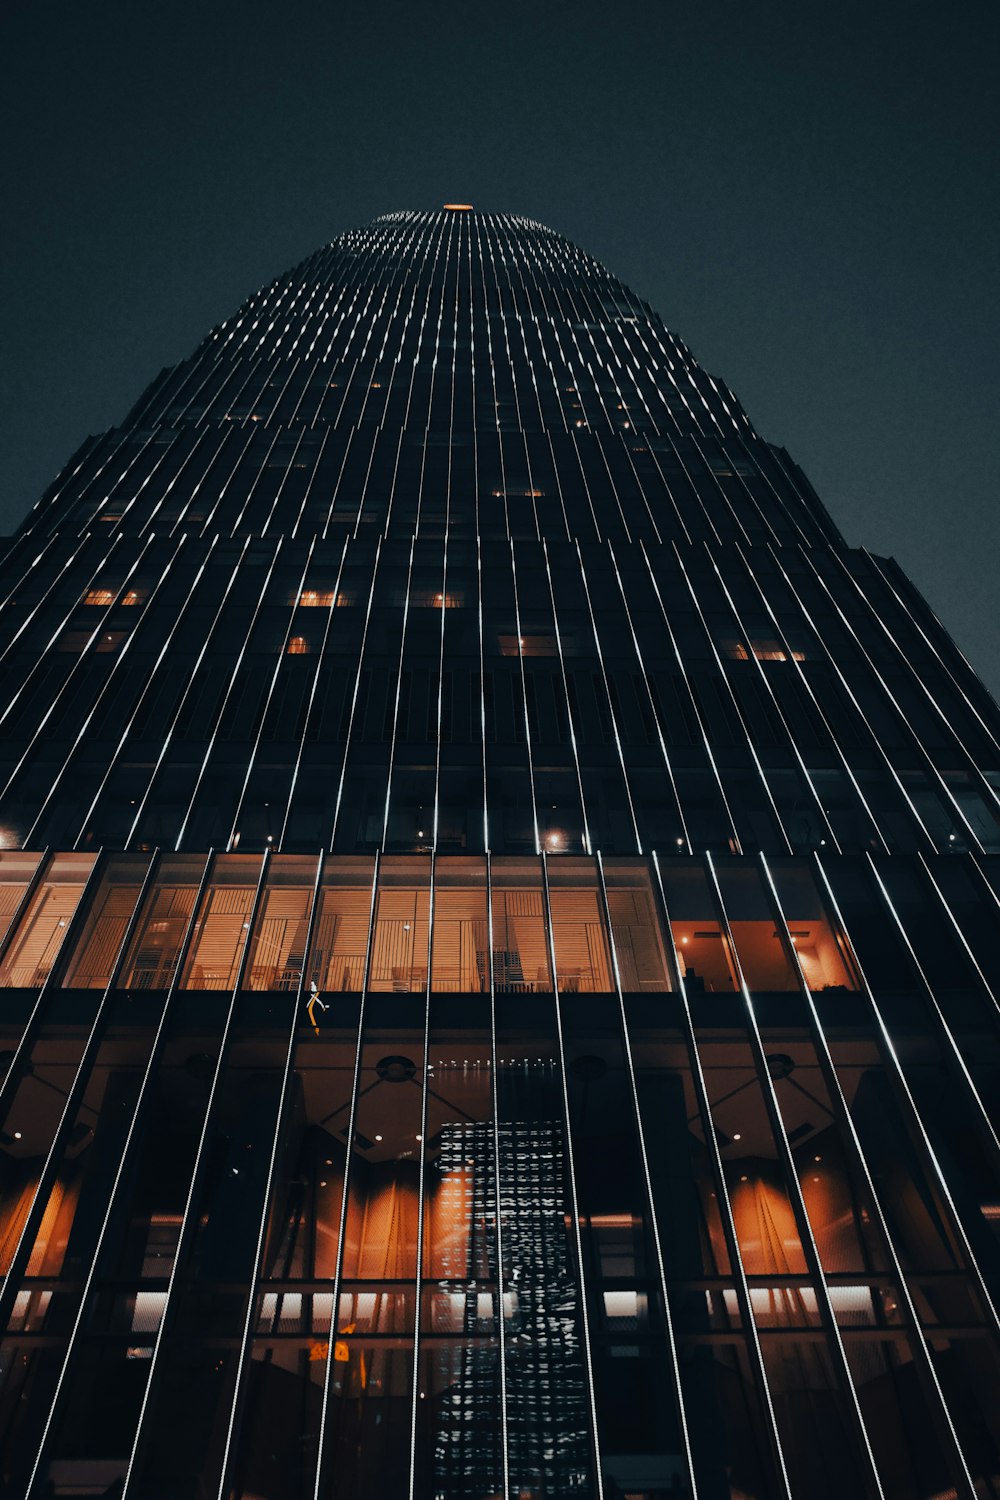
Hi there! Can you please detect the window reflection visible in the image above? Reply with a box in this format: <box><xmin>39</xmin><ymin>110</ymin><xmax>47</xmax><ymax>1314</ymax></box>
<box><xmin>0</xmin><ymin>853</ymin><xmax>97</xmax><ymax>988</ymax></box>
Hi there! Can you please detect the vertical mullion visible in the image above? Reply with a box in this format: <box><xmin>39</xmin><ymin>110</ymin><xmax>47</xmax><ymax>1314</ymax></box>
<box><xmin>277</xmin><ymin>537</ymin><xmax>350</xmax><ymax>848</ymax></box>
<box><xmin>120</xmin><ymin>849</ymin><xmax>272</xmax><ymax>1496</ymax></box>
<box><xmin>0</xmin><ymin>850</ymin><xmax>159</xmax><ymax>1336</ymax></box>
<box><xmin>485</xmin><ymin>851</ymin><xmax>512</xmax><ymax>1498</ymax></box>
<box><xmin>538</xmin><ymin>850</ymin><xmax>605</xmax><ymax>1499</ymax></box>
<box><xmin>648</xmin><ymin>851</ymin><xmax>794</xmax><ymax>1500</ymax></box>
<box><xmin>24</xmin><ymin>850</ymin><xmax>216</xmax><ymax>1498</ymax></box>
<box><xmin>812</xmin><ymin>853</ymin><xmax>1000</xmax><ymax>1344</ymax></box>
<box><xmin>406</xmin><ymin>851</ymin><xmax>435</xmax><ymax>1500</ymax></box>
<box><xmin>0</xmin><ymin>847</ymin><xmax>102</xmax><ymax>1133</ymax></box>
<box><xmin>312</xmin><ymin>851</ymin><xmax>382</xmax><ymax>1500</ymax></box>
<box><xmin>593</xmin><ymin>852</ymin><xmax>699</xmax><ymax>1497</ymax></box>
<box><xmin>760</xmin><ymin>852</ymin><xmax>981</xmax><ymax>1497</ymax></box>
<box><xmin>215</xmin><ymin>850</ymin><xmax>325</xmax><ymax>1497</ymax></box>
<box><xmin>704</xmin><ymin>853</ymin><xmax>886</xmax><ymax>1498</ymax></box>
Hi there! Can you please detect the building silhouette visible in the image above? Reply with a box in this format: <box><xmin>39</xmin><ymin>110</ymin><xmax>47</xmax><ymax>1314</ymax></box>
<box><xmin>0</xmin><ymin>207</ymin><xmax>998</xmax><ymax>1497</ymax></box>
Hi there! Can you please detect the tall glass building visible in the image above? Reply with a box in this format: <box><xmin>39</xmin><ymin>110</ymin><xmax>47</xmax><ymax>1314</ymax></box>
<box><xmin>0</xmin><ymin>206</ymin><xmax>999</xmax><ymax>1499</ymax></box>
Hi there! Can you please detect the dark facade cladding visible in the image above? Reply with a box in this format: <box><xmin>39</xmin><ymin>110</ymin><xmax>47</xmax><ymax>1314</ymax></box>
<box><xmin>0</xmin><ymin>209</ymin><xmax>999</xmax><ymax>1500</ymax></box>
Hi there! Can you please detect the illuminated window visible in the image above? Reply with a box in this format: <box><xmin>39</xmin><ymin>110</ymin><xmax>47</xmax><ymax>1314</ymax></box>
<box><xmin>603</xmin><ymin>859</ymin><xmax>671</xmax><ymax>991</ymax></box>
<box><xmin>287</xmin><ymin>636</ymin><xmax>309</xmax><ymax>655</ymax></box>
<box><xmin>410</xmin><ymin>591</ymin><xmax>464</xmax><ymax>609</ymax></box>
<box><xmin>547</xmin><ymin>858</ymin><xmax>613</xmax><ymax>993</ymax></box>
<box><xmin>0</xmin><ymin>854</ymin><xmax>97</xmax><ymax>987</ymax></box>
<box><xmin>724</xmin><ymin>639</ymin><xmax>807</xmax><ymax>663</ymax></box>
<box><xmin>180</xmin><ymin>856</ymin><xmax>262</xmax><ymax>990</ymax></box>
<box><xmin>119</xmin><ymin>857</ymin><xmax>204</xmax><ymax>990</ymax></box>
<box><xmin>83</xmin><ymin>589</ymin><xmax>115</xmax><ymax>606</ymax></box>
<box><xmin>490</xmin><ymin>858</ymin><xmax>552</xmax><ymax>991</ymax></box>
<box><xmin>298</xmin><ymin>590</ymin><xmax>334</xmax><ymax>607</ymax></box>
<box><xmin>62</xmin><ymin>855</ymin><xmax>151</xmax><ymax>988</ymax></box>
<box><xmin>769</xmin><ymin>863</ymin><xmax>860</xmax><ymax>991</ymax></box>
<box><xmin>369</xmin><ymin>857</ymin><xmax>430</xmax><ymax>992</ymax></box>
<box><xmin>307</xmin><ymin>856</ymin><xmax>375</xmax><ymax>992</ymax></box>
<box><xmin>498</xmin><ymin>634</ymin><xmax>559</xmax><ymax>657</ymax></box>
<box><xmin>431</xmin><ymin>857</ymin><xmax>488</xmax><ymax>992</ymax></box>
<box><xmin>0</xmin><ymin>853</ymin><xmax>44</xmax><ymax>951</ymax></box>
<box><xmin>245</xmin><ymin>856</ymin><xmax>315</xmax><ymax>990</ymax></box>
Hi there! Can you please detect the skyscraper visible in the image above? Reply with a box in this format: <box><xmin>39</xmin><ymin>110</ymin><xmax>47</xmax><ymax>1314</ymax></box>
<box><xmin>0</xmin><ymin>205</ymin><xmax>999</xmax><ymax>1498</ymax></box>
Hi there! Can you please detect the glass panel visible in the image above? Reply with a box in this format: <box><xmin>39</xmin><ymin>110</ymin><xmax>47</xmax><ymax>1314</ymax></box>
<box><xmin>118</xmin><ymin>854</ymin><xmax>204</xmax><ymax>990</ymax></box>
<box><xmin>329</xmin><ymin>1032</ymin><xmax>424</xmax><ymax>1497</ymax></box>
<box><xmin>429</xmin><ymin>857</ymin><xmax>487</xmax><ymax>992</ymax></box>
<box><xmin>561</xmin><ymin>1014</ymin><xmax>689</xmax><ymax>1492</ymax></box>
<box><xmin>307</xmin><ymin>855</ymin><xmax>376</xmax><ymax>993</ymax></box>
<box><xmin>768</xmin><ymin>861</ymin><xmax>859</xmax><ymax>991</ymax></box>
<box><xmin>122</xmin><ymin>1022</ymin><xmax>289</xmax><ymax>1497</ymax></box>
<box><xmin>758</xmin><ymin>1339</ymin><xmax>873</xmax><ymax>1498</ymax></box>
<box><xmin>695</xmin><ymin>1035</ymin><xmax>809</xmax><ymax>1277</ymax></box>
<box><xmin>30</xmin><ymin>1025</ymin><xmax>229</xmax><ymax>1497</ymax></box>
<box><xmin>657</xmin><ymin>861</ymin><xmax>738</xmax><ymax>993</ymax></box>
<box><xmin>602</xmin><ymin>858</ymin><xmax>671</xmax><ymax>991</ymax></box>
<box><xmin>61</xmin><ymin>854</ymin><xmax>152</xmax><ymax>989</ymax></box>
<box><xmin>843</xmin><ymin>1339</ymin><xmax>966</xmax><ymax>1500</ymax></box>
<box><xmin>0</xmin><ymin>852</ymin><xmax>43</xmax><ymax>949</ymax></box>
<box><xmin>179</xmin><ymin>855</ymin><xmax>263</xmax><ymax>990</ymax></box>
<box><xmin>490</xmin><ymin>856</ymin><xmax>552</xmax><ymax>993</ymax></box>
<box><xmin>546</xmin><ymin>856</ymin><xmax>613</xmax><ymax>993</ymax></box>
<box><xmin>0</xmin><ymin>853</ymin><xmax>97</xmax><ymax>988</ymax></box>
<box><xmin>416</xmin><ymin>1022</ymin><xmax>501</xmax><ymax>1493</ymax></box>
<box><xmin>714</xmin><ymin>863</ymin><xmax>798</xmax><ymax>991</ymax></box>
<box><xmin>0</xmin><ymin>1033</ymin><xmax>91</xmax><ymax>1274</ymax></box>
<box><xmin>369</xmin><ymin>856</ymin><xmax>430</xmax><ymax>992</ymax></box>
<box><xmin>495</xmin><ymin>1013</ymin><xmax>593</xmax><ymax>1494</ymax></box>
<box><xmin>232</xmin><ymin>1029</ymin><xmax>358</xmax><ymax>1496</ymax></box>
<box><xmin>244</xmin><ymin>855</ymin><xmax>318</xmax><ymax>991</ymax></box>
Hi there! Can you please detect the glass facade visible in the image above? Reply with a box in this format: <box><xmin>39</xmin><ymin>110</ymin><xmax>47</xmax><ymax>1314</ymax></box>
<box><xmin>0</xmin><ymin>207</ymin><xmax>998</xmax><ymax>1497</ymax></box>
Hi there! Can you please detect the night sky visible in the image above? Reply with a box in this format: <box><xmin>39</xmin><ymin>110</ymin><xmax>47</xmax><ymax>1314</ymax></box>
<box><xmin>4</xmin><ymin>1</ymin><xmax>998</xmax><ymax>692</ymax></box>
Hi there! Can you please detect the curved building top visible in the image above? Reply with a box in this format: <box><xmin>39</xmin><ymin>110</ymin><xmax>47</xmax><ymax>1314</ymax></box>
<box><xmin>23</xmin><ymin>209</ymin><xmax>841</xmax><ymax>546</ymax></box>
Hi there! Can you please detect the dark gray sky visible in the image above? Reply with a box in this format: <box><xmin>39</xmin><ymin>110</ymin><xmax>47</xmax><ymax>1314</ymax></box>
<box><xmin>3</xmin><ymin>0</ymin><xmax>998</xmax><ymax>693</ymax></box>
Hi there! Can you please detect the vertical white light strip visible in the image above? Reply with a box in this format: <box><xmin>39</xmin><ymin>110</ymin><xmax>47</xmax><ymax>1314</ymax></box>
<box><xmin>704</xmin><ymin>851</ymin><xmax>886</xmax><ymax>1498</ymax></box>
<box><xmin>760</xmin><ymin>851</ymin><xmax>987</xmax><ymax>1494</ymax></box>
<box><xmin>124</xmin><ymin>535</ymin><xmax>252</xmax><ymax>848</ymax></box>
<box><xmin>226</xmin><ymin>536</ymin><xmax>318</xmax><ymax>849</ymax></box>
<box><xmin>648</xmin><ymin>853</ymin><xmax>794</xmax><ymax>1500</ymax></box>
<box><xmin>538</xmin><ymin>850</ymin><xmax>605</xmax><ymax>1500</ymax></box>
<box><xmin>174</xmin><ymin>537</ymin><xmax>285</xmax><ymax>849</ymax></box>
<box><xmin>25</xmin><ymin>852</ymin><xmax>216</xmax><ymax>1496</ymax></box>
<box><xmin>811</xmin><ymin>853</ymin><xmax>1000</xmax><ymax>1345</ymax></box>
<box><xmin>593</xmin><ymin>853</ymin><xmax>699</xmax><ymax>1498</ymax></box>
<box><xmin>312</xmin><ymin>853</ymin><xmax>381</xmax><ymax>1500</ymax></box>
<box><xmin>120</xmin><ymin>850</ymin><xmax>272</xmax><ymax>1497</ymax></box>
<box><xmin>215</xmin><ymin>851</ymin><xmax>325</xmax><ymax>1499</ymax></box>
